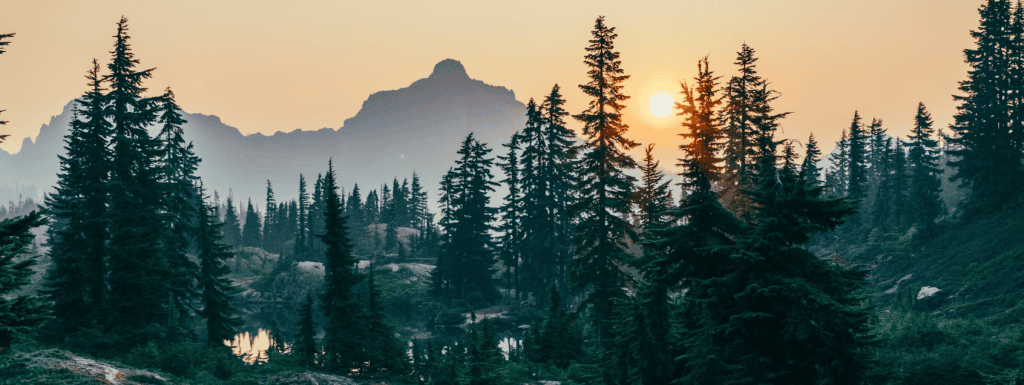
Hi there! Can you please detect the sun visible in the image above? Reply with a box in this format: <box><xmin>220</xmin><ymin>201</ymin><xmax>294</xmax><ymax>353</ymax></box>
<box><xmin>647</xmin><ymin>90</ymin><xmax>675</xmax><ymax>118</ymax></box>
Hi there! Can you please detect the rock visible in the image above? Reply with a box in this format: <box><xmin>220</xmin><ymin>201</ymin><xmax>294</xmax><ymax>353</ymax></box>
<box><xmin>917</xmin><ymin>286</ymin><xmax>942</xmax><ymax>300</ymax></box>
<box><xmin>884</xmin><ymin>274</ymin><xmax>914</xmax><ymax>294</ymax></box>
<box><xmin>18</xmin><ymin>349</ymin><xmax>167</xmax><ymax>385</ymax></box>
<box><xmin>228</xmin><ymin>247</ymin><xmax>280</xmax><ymax>277</ymax></box>
<box><xmin>915</xmin><ymin>286</ymin><xmax>945</xmax><ymax>310</ymax></box>
<box><xmin>273</xmin><ymin>371</ymin><xmax>361</xmax><ymax>385</ymax></box>
<box><xmin>265</xmin><ymin>260</ymin><xmax>325</xmax><ymax>302</ymax></box>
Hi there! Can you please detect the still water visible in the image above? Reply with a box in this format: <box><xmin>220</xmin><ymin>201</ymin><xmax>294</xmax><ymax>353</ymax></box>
<box><xmin>227</xmin><ymin>329</ymin><xmax>274</xmax><ymax>364</ymax></box>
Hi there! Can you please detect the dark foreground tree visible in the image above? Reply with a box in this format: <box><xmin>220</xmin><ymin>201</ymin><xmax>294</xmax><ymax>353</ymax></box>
<box><xmin>44</xmin><ymin>60</ymin><xmax>111</xmax><ymax>335</ymax></box>
<box><xmin>570</xmin><ymin>15</ymin><xmax>639</xmax><ymax>352</ymax></box>
<box><xmin>649</xmin><ymin>56</ymin><xmax>744</xmax><ymax>384</ymax></box>
<box><xmin>155</xmin><ymin>86</ymin><xmax>201</xmax><ymax>316</ymax></box>
<box><xmin>363</xmin><ymin>265</ymin><xmax>411</xmax><ymax>376</ymax></box>
<box><xmin>907</xmin><ymin>103</ymin><xmax>944</xmax><ymax>231</ymax></box>
<box><xmin>319</xmin><ymin>160</ymin><xmax>367</xmax><ymax>373</ymax></box>
<box><xmin>196</xmin><ymin>186</ymin><xmax>242</xmax><ymax>348</ymax></box>
<box><xmin>294</xmin><ymin>293</ymin><xmax>318</xmax><ymax>368</ymax></box>
<box><xmin>432</xmin><ymin>134</ymin><xmax>499</xmax><ymax>303</ymax></box>
<box><xmin>708</xmin><ymin>137</ymin><xmax>877</xmax><ymax>384</ymax></box>
<box><xmin>948</xmin><ymin>0</ymin><xmax>1024</xmax><ymax>212</ymax></box>
<box><xmin>0</xmin><ymin>211</ymin><xmax>50</xmax><ymax>353</ymax></box>
<box><xmin>241</xmin><ymin>199</ymin><xmax>261</xmax><ymax>248</ymax></box>
<box><xmin>103</xmin><ymin>16</ymin><xmax>169</xmax><ymax>339</ymax></box>
<box><xmin>0</xmin><ymin>32</ymin><xmax>14</xmax><ymax>138</ymax></box>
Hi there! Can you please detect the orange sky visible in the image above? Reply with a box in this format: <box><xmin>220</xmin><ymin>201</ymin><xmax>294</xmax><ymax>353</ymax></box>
<box><xmin>0</xmin><ymin>1</ymin><xmax>981</xmax><ymax>168</ymax></box>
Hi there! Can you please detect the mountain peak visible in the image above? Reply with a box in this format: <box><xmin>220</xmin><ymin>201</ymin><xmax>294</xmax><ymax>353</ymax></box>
<box><xmin>429</xmin><ymin>59</ymin><xmax>469</xmax><ymax>80</ymax></box>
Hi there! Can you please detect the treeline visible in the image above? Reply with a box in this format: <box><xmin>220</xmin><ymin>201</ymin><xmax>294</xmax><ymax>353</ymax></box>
<box><xmin>216</xmin><ymin>171</ymin><xmax>437</xmax><ymax>261</ymax></box>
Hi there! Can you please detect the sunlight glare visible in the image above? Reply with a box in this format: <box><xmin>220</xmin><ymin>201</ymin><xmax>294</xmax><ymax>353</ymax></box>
<box><xmin>648</xmin><ymin>90</ymin><xmax>674</xmax><ymax>118</ymax></box>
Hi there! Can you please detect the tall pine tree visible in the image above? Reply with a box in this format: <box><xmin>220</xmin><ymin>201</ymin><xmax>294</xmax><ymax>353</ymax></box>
<box><xmin>319</xmin><ymin>161</ymin><xmax>367</xmax><ymax>373</ymax></box>
<box><xmin>949</xmin><ymin>0</ymin><xmax>1024</xmax><ymax>212</ymax></box>
<box><xmin>907</xmin><ymin>102</ymin><xmax>944</xmax><ymax>230</ymax></box>
<box><xmin>155</xmin><ymin>86</ymin><xmax>201</xmax><ymax>316</ymax></box>
<box><xmin>497</xmin><ymin>131</ymin><xmax>524</xmax><ymax>302</ymax></box>
<box><xmin>0</xmin><ymin>211</ymin><xmax>50</xmax><ymax>353</ymax></box>
<box><xmin>104</xmin><ymin>16</ymin><xmax>170</xmax><ymax>339</ymax></box>
<box><xmin>569</xmin><ymin>16</ymin><xmax>639</xmax><ymax>350</ymax></box>
<box><xmin>196</xmin><ymin>186</ymin><xmax>242</xmax><ymax>348</ymax></box>
<box><xmin>432</xmin><ymin>134</ymin><xmax>499</xmax><ymax>303</ymax></box>
<box><xmin>241</xmin><ymin>199</ymin><xmax>262</xmax><ymax>248</ymax></box>
<box><xmin>222</xmin><ymin>195</ymin><xmax>241</xmax><ymax>248</ymax></box>
<box><xmin>44</xmin><ymin>60</ymin><xmax>112</xmax><ymax>335</ymax></box>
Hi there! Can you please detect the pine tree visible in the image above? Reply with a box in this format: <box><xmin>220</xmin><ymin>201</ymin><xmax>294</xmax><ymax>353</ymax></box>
<box><xmin>466</xmin><ymin>319</ymin><xmax>503</xmax><ymax>385</ymax></box>
<box><xmin>868</xmin><ymin>118</ymin><xmax>888</xmax><ymax>181</ymax></box>
<box><xmin>263</xmin><ymin>180</ymin><xmax>277</xmax><ymax>250</ymax></box>
<box><xmin>647</xmin><ymin>56</ymin><xmax>744</xmax><ymax>385</ymax></box>
<box><xmin>949</xmin><ymin>0</ymin><xmax>1023</xmax><ymax>212</ymax></box>
<box><xmin>497</xmin><ymin>131</ymin><xmax>524</xmax><ymax>303</ymax></box>
<box><xmin>347</xmin><ymin>184</ymin><xmax>367</xmax><ymax>251</ymax></box>
<box><xmin>570</xmin><ymin>16</ymin><xmax>639</xmax><ymax>350</ymax></box>
<box><xmin>720</xmin><ymin>44</ymin><xmax>791</xmax><ymax>218</ymax></box>
<box><xmin>633</xmin><ymin>144</ymin><xmax>673</xmax><ymax>232</ymax></box>
<box><xmin>279</xmin><ymin>200</ymin><xmax>295</xmax><ymax>248</ymax></box>
<box><xmin>846</xmin><ymin>111</ymin><xmax>869</xmax><ymax>200</ymax></box>
<box><xmin>396</xmin><ymin>178</ymin><xmax>411</xmax><ymax>228</ymax></box>
<box><xmin>517</xmin><ymin>99</ymin><xmax>547</xmax><ymax>303</ymax></box>
<box><xmin>103</xmin><ymin>16</ymin><xmax>170</xmax><ymax>339</ymax></box>
<box><xmin>432</xmin><ymin>134</ymin><xmax>500</xmax><ymax>302</ymax></box>
<box><xmin>385</xmin><ymin>180</ymin><xmax>400</xmax><ymax>252</ymax></box>
<box><xmin>825</xmin><ymin>128</ymin><xmax>850</xmax><ymax>197</ymax></box>
<box><xmin>363</xmin><ymin>265</ymin><xmax>412</xmax><ymax>375</ymax></box>
<box><xmin>241</xmin><ymin>199</ymin><xmax>262</xmax><ymax>248</ymax></box>
<box><xmin>907</xmin><ymin>102</ymin><xmax>944</xmax><ymax>230</ymax></box>
<box><xmin>664</xmin><ymin>57</ymin><xmax>876</xmax><ymax>382</ymax></box>
<box><xmin>718</xmin><ymin>131</ymin><xmax>874</xmax><ymax>383</ymax></box>
<box><xmin>295</xmin><ymin>174</ymin><xmax>309</xmax><ymax>258</ymax></box>
<box><xmin>308</xmin><ymin>174</ymin><xmax>326</xmax><ymax>258</ymax></box>
<box><xmin>0</xmin><ymin>211</ymin><xmax>50</xmax><ymax>353</ymax></box>
<box><xmin>0</xmin><ymin>32</ymin><xmax>13</xmax><ymax>136</ymax></box>
<box><xmin>891</xmin><ymin>139</ymin><xmax>910</xmax><ymax>230</ymax></box>
<box><xmin>513</xmin><ymin>93</ymin><xmax>583</xmax><ymax>302</ymax></box>
<box><xmin>800</xmin><ymin>132</ymin><xmax>822</xmax><ymax>185</ymax></box>
<box><xmin>155</xmin><ymin>86</ymin><xmax>201</xmax><ymax>316</ymax></box>
<box><xmin>537</xmin><ymin>285</ymin><xmax>578</xmax><ymax>368</ymax></box>
<box><xmin>44</xmin><ymin>60</ymin><xmax>111</xmax><ymax>335</ymax></box>
<box><xmin>538</xmin><ymin>84</ymin><xmax>578</xmax><ymax>297</ymax></box>
<box><xmin>433</xmin><ymin>170</ymin><xmax>456</xmax><ymax>297</ymax></box>
<box><xmin>871</xmin><ymin>138</ymin><xmax>896</xmax><ymax>230</ymax></box>
<box><xmin>409</xmin><ymin>173</ymin><xmax>429</xmax><ymax>230</ymax></box>
<box><xmin>294</xmin><ymin>293</ymin><xmax>318</xmax><ymax>368</ymax></box>
<box><xmin>222</xmin><ymin>195</ymin><xmax>241</xmax><ymax>248</ymax></box>
<box><xmin>196</xmin><ymin>186</ymin><xmax>242</xmax><ymax>348</ymax></box>
<box><xmin>319</xmin><ymin>160</ymin><xmax>367</xmax><ymax>373</ymax></box>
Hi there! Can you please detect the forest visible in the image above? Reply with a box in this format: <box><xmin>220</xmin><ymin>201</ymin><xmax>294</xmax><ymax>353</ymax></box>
<box><xmin>1</xmin><ymin>1</ymin><xmax>1024</xmax><ymax>384</ymax></box>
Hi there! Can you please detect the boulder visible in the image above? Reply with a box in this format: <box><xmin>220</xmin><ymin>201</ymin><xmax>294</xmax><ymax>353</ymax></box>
<box><xmin>915</xmin><ymin>286</ymin><xmax>945</xmax><ymax>310</ymax></box>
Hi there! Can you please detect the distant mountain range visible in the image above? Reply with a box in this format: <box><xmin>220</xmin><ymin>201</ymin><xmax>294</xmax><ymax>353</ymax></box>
<box><xmin>0</xmin><ymin>59</ymin><xmax>527</xmax><ymax>210</ymax></box>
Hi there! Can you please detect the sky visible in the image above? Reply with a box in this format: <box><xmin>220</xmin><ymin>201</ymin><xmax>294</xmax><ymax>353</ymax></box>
<box><xmin>0</xmin><ymin>1</ymin><xmax>982</xmax><ymax>167</ymax></box>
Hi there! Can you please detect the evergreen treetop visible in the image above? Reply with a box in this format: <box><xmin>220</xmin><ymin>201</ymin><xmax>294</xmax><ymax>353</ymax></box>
<box><xmin>570</xmin><ymin>16</ymin><xmax>639</xmax><ymax>348</ymax></box>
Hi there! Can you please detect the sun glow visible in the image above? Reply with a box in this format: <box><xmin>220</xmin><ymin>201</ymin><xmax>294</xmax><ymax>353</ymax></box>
<box><xmin>647</xmin><ymin>90</ymin><xmax>675</xmax><ymax>118</ymax></box>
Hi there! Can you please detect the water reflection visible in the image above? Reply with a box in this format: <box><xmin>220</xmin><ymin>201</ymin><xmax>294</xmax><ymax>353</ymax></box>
<box><xmin>227</xmin><ymin>329</ymin><xmax>272</xmax><ymax>364</ymax></box>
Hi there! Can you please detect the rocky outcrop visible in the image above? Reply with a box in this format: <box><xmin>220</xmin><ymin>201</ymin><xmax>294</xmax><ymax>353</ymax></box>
<box><xmin>273</xmin><ymin>371</ymin><xmax>362</xmax><ymax>385</ymax></box>
<box><xmin>16</xmin><ymin>349</ymin><xmax>167</xmax><ymax>385</ymax></box>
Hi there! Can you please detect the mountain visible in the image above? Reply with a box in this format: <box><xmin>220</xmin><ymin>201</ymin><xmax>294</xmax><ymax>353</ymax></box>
<box><xmin>0</xmin><ymin>59</ymin><xmax>526</xmax><ymax>210</ymax></box>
